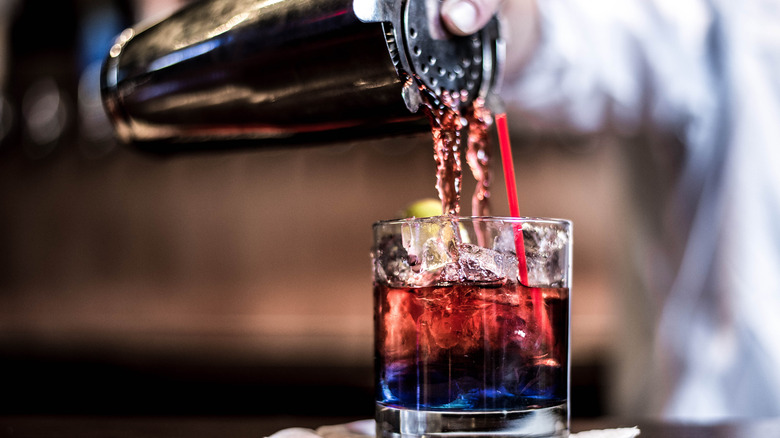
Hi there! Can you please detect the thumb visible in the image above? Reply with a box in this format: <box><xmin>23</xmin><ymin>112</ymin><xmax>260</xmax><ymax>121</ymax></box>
<box><xmin>441</xmin><ymin>0</ymin><xmax>502</xmax><ymax>36</ymax></box>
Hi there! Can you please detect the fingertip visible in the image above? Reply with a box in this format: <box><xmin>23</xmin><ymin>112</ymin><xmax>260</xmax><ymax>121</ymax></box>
<box><xmin>441</xmin><ymin>0</ymin><xmax>480</xmax><ymax>35</ymax></box>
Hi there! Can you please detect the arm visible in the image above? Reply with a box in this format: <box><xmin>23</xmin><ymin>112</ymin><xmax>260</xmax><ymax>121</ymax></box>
<box><xmin>442</xmin><ymin>0</ymin><xmax>718</xmax><ymax>137</ymax></box>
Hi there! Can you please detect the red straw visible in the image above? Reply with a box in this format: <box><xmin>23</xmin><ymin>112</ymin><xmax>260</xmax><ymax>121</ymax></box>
<box><xmin>496</xmin><ymin>112</ymin><xmax>551</xmax><ymax>345</ymax></box>
<box><xmin>497</xmin><ymin>114</ymin><xmax>521</xmax><ymax>219</ymax></box>
<box><xmin>496</xmin><ymin>113</ymin><xmax>529</xmax><ymax>283</ymax></box>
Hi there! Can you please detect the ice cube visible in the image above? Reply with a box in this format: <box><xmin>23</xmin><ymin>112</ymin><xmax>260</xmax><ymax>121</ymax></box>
<box><xmin>492</xmin><ymin>222</ymin><xmax>570</xmax><ymax>286</ymax></box>
<box><xmin>400</xmin><ymin>218</ymin><xmax>463</xmax><ymax>285</ymax></box>
<box><xmin>402</xmin><ymin>218</ymin><xmax>460</xmax><ymax>259</ymax></box>
<box><xmin>421</xmin><ymin>237</ymin><xmax>453</xmax><ymax>272</ymax></box>
<box><xmin>501</xmin><ymin>253</ymin><xmax>520</xmax><ymax>283</ymax></box>
<box><xmin>478</xmin><ymin>300</ymin><xmax>535</xmax><ymax>350</ymax></box>
<box><xmin>383</xmin><ymin>288</ymin><xmax>420</xmax><ymax>360</ymax></box>
<box><xmin>413</xmin><ymin>236</ymin><xmax>459</xmax><ymax>284</ymax></box>
<box><xmin>475</xmin><ymin>284</ymin><xmax>521</xmax><ymax>307</ymax></box>
<box><xmin>523</xmin><ymin>223</ymin><xmax>568</xmax><ymax>254</ymax></box>
<box><xmin>374</xmin><ymin>234</ymin><xmax>413</xmax><ymax>287</ymax></box>
<box><xmin>457</xmin><ymin>243</ymin><xmax>505</xmax><ymax>282</ymax></box>
<box><xmin>493</xmin><ymin>226</ymin><xmax>517</xmax><ymax>254</ymax></box>
<box><xmin>523</xmin><ymin>223</ymin><xmax>568</xmax><ymax>287</ymax></box>
<box><xmin>418</xmin><ymin>287</ymin><xmax>481</xmax><ymax>359</ymax></box>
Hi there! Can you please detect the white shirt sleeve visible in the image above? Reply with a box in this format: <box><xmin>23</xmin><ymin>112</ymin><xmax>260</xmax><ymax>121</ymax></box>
<box><xmin>500</xmin><ymin>0</ymin><xmax>718</xmax><ymax>139</ymax></box>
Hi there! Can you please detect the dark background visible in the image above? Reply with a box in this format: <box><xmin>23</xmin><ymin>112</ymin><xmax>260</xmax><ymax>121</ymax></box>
<box><xmin>0</xmin><ymin>0</ymin><xmax>626</xmax><ymax>419</ymax></box>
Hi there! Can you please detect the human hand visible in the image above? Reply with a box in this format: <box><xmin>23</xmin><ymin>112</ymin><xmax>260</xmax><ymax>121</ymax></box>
<box><xmin>441</xmin><ymin>0</ymin><xmax>502</xmax><ymax>36</ymax></box>
<box><xmin>440</xmin><ymin>0</ymin><xmax>539</xmax><ymax>78</ymax></box>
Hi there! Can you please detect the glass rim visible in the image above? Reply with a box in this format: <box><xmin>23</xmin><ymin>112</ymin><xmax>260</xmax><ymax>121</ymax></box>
<box><xmin>373</xmin><ymin>215</ymin><xmax>572</xmax><ymax>228</ymax></box>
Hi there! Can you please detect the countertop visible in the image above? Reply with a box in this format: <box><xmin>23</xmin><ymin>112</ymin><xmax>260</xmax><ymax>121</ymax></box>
<box><xmin>2</xmin><ymin>416</ymin><xmax>780</xmax><ymax>438</ymax></box>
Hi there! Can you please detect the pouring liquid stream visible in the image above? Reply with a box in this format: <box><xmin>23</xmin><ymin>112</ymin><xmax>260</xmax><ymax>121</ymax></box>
<box><xmin>417</xmin><ymin>83</ymin><xmax>554</xmax><ymax>346</ymax></box>
<box><xmin>418</xmin><ymin>87</ymin><xmax>492</xmax><ymax>219</ymax></box>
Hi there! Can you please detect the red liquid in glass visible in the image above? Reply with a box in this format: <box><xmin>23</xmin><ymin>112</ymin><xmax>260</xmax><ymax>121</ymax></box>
<box><xmin>375</xmin><ymin>281</ymin><xmax>569</xmax><ymax>410</ymax></box>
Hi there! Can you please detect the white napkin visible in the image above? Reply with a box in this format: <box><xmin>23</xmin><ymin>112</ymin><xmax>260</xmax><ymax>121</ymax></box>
<box><xmin>571</xmin><ymin>427</ymin><xmax>641</xmax><ymax>438</ymax></box>
<box><xmin>267</xmin><ymin>420</ymin><xmax>640</xmax><ymax>438</ymax></box>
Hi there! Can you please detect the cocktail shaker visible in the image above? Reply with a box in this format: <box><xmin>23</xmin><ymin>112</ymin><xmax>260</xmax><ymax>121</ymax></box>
<box><xmin>101</xmin><ymin>0</ymin><xmax>501</xmax><ymax>152</ymax></box>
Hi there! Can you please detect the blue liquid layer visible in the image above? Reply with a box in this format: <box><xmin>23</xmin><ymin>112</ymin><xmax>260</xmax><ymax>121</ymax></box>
<box><xmin>378</xmin><ymin>361</ymin><xmax>565</xmax><ymax>411</ymax></box>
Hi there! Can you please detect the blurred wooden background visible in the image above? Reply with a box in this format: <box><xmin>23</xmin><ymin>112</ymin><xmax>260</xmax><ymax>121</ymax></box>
<box><xmin>0</xmin><ymin>0</ymin><xmax>629</xmax><ymax>418</ymax></box>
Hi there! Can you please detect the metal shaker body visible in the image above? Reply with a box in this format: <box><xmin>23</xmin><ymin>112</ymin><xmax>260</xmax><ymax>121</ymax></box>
<box><xmin>102</xmin><ymin>0</ymin><xmax>501</xmax><ymax>151</ymax></box>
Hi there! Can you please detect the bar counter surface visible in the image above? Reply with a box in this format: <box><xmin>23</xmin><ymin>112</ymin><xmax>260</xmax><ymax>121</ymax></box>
<box><xmin>2</xmin><ymin>416</ymin><xmax>780</xmax><ymax>438</ymax></box>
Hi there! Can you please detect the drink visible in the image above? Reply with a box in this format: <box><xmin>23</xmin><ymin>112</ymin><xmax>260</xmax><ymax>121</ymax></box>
<box><xmin>420</xmin><ymin>89</ymin><xmax>465</xmax><ymax>216</ymax></box>
<box><xmin>376</xmin><ymin>24</ymin><xmax>567</xmax><ymax>436</ymax></box>
<box><xmin>373</xmin><ymin>217</ymin><xmax>571</xmax><ymax>437</ymax></box>
<box><xmin>464</xmin><ymin>100</ymin><xmax>492</xmax><ymax>218</ymax></box>
<box><xmin>419</xmin><ymin>87</ymin><xmax>494</xmax><ymax>218</ymax></box>
<box><xmin>375</xmin><ymin>283</ymin><xmax>569</xmax><ymax>411</ymax></box>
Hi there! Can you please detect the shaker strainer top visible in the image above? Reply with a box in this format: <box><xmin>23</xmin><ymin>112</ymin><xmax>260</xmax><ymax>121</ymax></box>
<box><xmin>354</xmin><ymin>0</ymin><xmax>501</xmax><ymax>111</ymax></box>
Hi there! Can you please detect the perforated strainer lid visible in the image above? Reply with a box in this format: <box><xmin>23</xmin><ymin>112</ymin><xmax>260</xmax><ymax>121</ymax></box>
<box><xmin>354</xmin><ymin>0</ymin><xmax>502</xmax><ymax>112</ymax></box>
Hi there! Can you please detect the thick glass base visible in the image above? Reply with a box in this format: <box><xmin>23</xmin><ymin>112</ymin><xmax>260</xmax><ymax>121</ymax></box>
<box><xmin>376</xmin><ymin>403</ymin><xmax>569</xmax><ymax>438</ymax></box>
